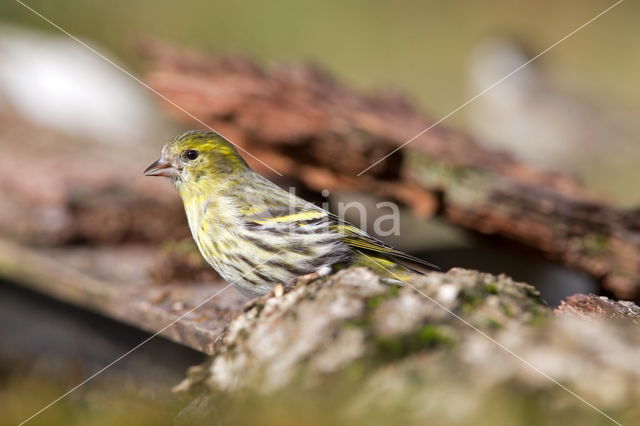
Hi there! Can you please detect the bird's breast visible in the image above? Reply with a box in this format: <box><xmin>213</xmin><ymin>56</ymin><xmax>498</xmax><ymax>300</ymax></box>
<box><xmin>182</xmin><ymin>195</ymin><xmax>242</xmax><ymax>261</ymax></box>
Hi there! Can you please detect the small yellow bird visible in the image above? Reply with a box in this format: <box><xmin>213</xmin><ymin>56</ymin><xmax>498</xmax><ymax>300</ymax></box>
<box><xmin>145</xmin><ymin>130</ymin><xmax>437</xmax><ymax>297</ymax></box>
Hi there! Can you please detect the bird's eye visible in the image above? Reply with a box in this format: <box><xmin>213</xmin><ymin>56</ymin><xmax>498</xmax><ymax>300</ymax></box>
<box><xmin>183</xmin><ymin>150</ymin><xmax>199</xmax><ymax>161</ymax></box>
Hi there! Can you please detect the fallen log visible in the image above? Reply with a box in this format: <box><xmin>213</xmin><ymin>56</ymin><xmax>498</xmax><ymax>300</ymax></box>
<box><xmin>0</xmin><ymin>237</ymin><xmax>242</xmax><ymax>355</ymax></box>
<box><xmin>173</xmin><ymin>266</ymin><xmax>640</xmax><ymax>425</ymax></box>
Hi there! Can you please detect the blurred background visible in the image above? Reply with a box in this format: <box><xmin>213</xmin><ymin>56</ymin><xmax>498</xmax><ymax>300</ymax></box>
<box><xmin>2</xmin><ymin>0</ymin><xmax>640</xmax><ymax>202</ymax></box>
<box><xmin>1</xmin><ymin>0</ymin><xmax>639</xmax><ymax>424</ymax></box>
<box><xmin>2</xmin><ymin>0</ymin><xmax>636</xmax><ymax>289</ymax></box>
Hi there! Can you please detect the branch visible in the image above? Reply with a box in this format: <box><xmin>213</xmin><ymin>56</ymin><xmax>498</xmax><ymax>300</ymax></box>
<box><xmin>173</xmin><ymin>265</ymin><xmax>640</xmax><ymax>424</ymax></box>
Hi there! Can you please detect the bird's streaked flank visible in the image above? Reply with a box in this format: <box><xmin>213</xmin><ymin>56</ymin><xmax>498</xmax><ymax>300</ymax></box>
<box><xmin>145</xmin><ymin>130</ymin><xmax>437</xmax><ymax>297</ymax></box>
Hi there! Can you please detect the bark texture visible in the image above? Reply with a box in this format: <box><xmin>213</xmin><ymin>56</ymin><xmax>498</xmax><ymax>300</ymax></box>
<box><xmin>174</xmin><ymin>267</ymin><xmax>640</xmax><ymax>426</ymax></box>
<box><xmin>555</xmin><ymin>293</ymin><xmax>640</xmax><ymax>323</ymax></box>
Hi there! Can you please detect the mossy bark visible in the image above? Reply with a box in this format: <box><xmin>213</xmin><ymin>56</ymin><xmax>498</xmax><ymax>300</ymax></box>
<box><xmin>174</xmin><ymin>267</ymin><xmax>640</xmax><ymax>425</ymax></box>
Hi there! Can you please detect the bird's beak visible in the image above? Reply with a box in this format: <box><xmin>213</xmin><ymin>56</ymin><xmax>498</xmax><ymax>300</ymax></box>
<box><xmin>144</xmin><ymin>158</ymin><xmax>179</xmax><ymax>177</ymax></box>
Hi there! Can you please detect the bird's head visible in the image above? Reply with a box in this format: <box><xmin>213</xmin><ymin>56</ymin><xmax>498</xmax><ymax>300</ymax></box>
<box><xmin>144</xmin><ymin>130</ymin><xmax>249</xmax><ymax>187</ymax></box>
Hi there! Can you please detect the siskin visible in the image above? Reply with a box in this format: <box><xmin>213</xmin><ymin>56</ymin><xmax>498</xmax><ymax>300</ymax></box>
<box><xmin>144</xmin><ymin>130</ymin><xmax>437</xmax><ymax>297</ymax></box>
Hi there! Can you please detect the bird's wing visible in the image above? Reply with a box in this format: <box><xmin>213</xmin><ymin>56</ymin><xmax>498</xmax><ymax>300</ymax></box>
<box><xmin>236</xmin><ymin>175</ymin><xmax>438</xmax><ymax>272</ymax></box>
<box><xmin>236</xmin><ymin>174</ymin><xmax>330</xmax><ymax>226</ymax></box>
<box><xmin>241</xmin><ymin>200</ymin><xmax>329</xmax><ymax>228</ymax></box>
<box><xmin>328</xmin><ymin>213</ymin><xmax>439</xmax><ymax>272</ymax></box>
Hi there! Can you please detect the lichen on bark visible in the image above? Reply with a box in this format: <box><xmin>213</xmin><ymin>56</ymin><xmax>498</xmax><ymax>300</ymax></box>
<box><xmin>188</xmin><ymin>268</ymin><xmax>547</xmax><ymax>393</ymax></box>
<box><xmin>168</xmin><ymin>268</ymin><xmax>640</xmax><ymax>425</ymax></box>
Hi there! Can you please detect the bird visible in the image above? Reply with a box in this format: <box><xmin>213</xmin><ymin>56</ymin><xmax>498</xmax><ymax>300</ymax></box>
<box><xmin>144</xmin><ymin>130</ymin><xmax>437</xmax><ymax>298</ymax></box>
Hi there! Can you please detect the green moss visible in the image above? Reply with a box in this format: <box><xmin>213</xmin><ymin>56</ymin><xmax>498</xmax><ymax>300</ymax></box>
<box><xmin>457</xmin><ymin>276</ymin><xmax>548</xmax><ymax>327</ymax></box>
<box><xmin>502</xmin><ymin>304</ymin><xmax>513</xmax><ymax>317</ymax></box>
<box><xmin>345</xmin><ymin>318</ymin><xmax>371</xmax><ymax>328</ymax></box>
<box><xmin>459</xmin><ymin>287</ymin><xmax>487</xmax><ymax>313</ymax></box>
<box><xmin>485</xmin><ymin>282</ymin><xmax>499</xmax><ymax>294</ymax></box>
<box><xmin>417</xmin><ymin>324</ymin><xmax>453</xmax><ymax>346</ymax></box>
<box><xmin>346</xmin><ymin>286</ymin><xmax>399</xmax><ymax>329</ymax></box>
<box><xmin>406</xmin><ymin>153</ymin><xmax>495</xmax><ymax>205</ymax></box>
<box><xmin>363</xmin><ymin>285</ymin><xmax>401</xmax><ymax>312</ymax></box>
<box><xmin>527</xmin><ymin>311</ymin><xmax>549</xmax><ymax>327</ymax></box>
<box><xmin>485</xmin><ymin>318</ymin><xmax>502</xmax><ymax>330</ymax></box>
<box><xmin>374</xmin><ymin>324</ymin><xmax>454</xmax><ymax>361</ymax></box>
<box><xmin>366</xmin><ymin>295</ymin><xmax>386</xmax><ymax>310</ymax></box>
<box><xmin>583</xmin><ymin>234</ymin><xmax>610</xmax><ymax>254</ymax></box>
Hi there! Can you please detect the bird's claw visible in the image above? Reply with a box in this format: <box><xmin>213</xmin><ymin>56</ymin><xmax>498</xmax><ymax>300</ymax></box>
<box><xmin>284</xmin><ymin>265</ymin><xmax>333</xmax><ymax>290</ymax></box>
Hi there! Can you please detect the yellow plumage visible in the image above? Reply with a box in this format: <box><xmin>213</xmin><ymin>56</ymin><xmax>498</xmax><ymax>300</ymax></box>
<box><xmin>144</xmin><ymin>130</ymin><xmax>437</xmax><ymax>297</ymax></box>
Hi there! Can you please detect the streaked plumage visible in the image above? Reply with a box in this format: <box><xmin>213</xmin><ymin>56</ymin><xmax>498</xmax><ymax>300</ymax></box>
<box><xmin>145</xmin><ymin>130</ymin><xmax>437</xmax><ymax>297</ymax></box>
